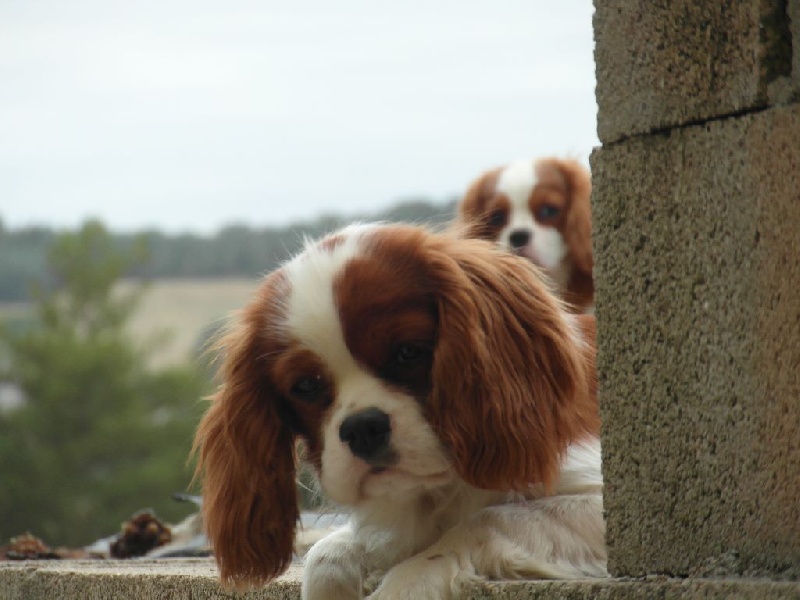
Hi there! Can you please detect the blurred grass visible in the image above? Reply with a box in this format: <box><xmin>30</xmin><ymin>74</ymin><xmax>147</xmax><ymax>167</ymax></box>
<box><xmin>1</xmin><ymin>278</ymin><xmax>261</xmax><ymax>372</ymax></box>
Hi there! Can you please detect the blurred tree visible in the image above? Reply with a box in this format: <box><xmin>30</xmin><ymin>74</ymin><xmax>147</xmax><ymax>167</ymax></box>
<box><xmin>0</xmin><ymin>221</ymin><xmax>208</xmax><ymax>547</ymax></box>
<box><xmin>0</xmin><ymin>225</ymin><xmax>53</xmax><ymax>302</ymax></box>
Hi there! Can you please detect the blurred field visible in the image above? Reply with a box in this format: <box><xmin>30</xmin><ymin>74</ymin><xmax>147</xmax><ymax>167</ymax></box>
<box><xmin>0</xmin><ymin>278</ymin><xmax>262</xmax><ymax>371</ymax></box>
<box><xmin>121</xmin><ymin>278</ymin><xmax>262</xmax><ymax>369</ymax></box>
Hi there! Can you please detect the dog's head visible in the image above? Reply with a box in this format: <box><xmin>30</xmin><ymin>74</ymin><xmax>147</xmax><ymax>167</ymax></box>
<box><xmin>457</xmin><ymin>158</ymin><xmax>593</xmax><ymax>284</ymax></box>
<box><xmin>193</xmin><ymin>223</ymin><xmax>598</xmax><ymax>587</ymax></box>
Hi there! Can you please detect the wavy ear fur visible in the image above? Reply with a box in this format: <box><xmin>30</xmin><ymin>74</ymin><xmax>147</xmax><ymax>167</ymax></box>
<box><xmin>424</xmin><ymin>237</ymin><xmax>599</xmax><ymax>491</ymax></box>
<box><xmin>193</xmin><ymin>277</ymin><xmax>298</xmax><ymax>589</ymax></box>
<box><xmin>554</xmin><ymin>158</ymin><xmax>593</xmax><ymax>276</ymax></box>
<box><xmin>455</xmin><ymin>167</ymin><xmax>503</xmax><ymax>238</ymax></box>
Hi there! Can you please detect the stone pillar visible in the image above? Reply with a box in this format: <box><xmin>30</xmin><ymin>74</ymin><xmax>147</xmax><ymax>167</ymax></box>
<box><xmin>592</xmin><ymin>0</ymin><xmax>800</xmax><ymax>579</ymax></box>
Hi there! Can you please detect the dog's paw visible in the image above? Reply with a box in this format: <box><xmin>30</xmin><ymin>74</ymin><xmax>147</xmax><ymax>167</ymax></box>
<box><xmin>302</xmin><ymin>526</ymin><xmax>364</xmax><ymax>600</ymax></box>
<box><xmin>304</xmin><ymin>574</ymin><xmax>362</xmax><ymax>600</ymax></box>
<box><xmin>366</xmin><ymin>553</ymin><xmax>467</xmax><ymax>600</ymax></box>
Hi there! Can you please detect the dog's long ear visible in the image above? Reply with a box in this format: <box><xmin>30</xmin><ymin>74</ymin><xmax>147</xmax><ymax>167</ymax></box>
<box><xmin>455</xmin><ymin>167</ymin><xmax>503</xmax><ymax>239</ymax></box>
<box><xmin>554</xmin><ymin>159</ymin><xmax>593</xmax><ymax>275</ymax></box>
<box><xmin>193</xmin><ymin>277</ymin><xmax>298</xmax><ymax>589</ymax></box>
<box><xmin>424</xmin><ymin>238</ymin><xmax>599</xmax><ymax>491</ymax></box>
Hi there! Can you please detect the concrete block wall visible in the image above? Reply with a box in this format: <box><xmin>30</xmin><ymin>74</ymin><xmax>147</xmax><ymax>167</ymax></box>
<box><xmin>791</xmin><ymin>0</ymin><xmax>800</xmax><ymax>92</ymax></box>
<box><xmin>592</xmin><ymin>0</ymin><xmax>800</xmax><ymax>580</ymax></box>
<box><xmin>595</xmin><ymin>0</ymin><xmax>799</xmax><ymax>143</ymax></box>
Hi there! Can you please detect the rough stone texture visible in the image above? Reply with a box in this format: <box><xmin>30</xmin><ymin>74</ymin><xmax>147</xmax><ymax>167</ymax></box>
<box><xmin>593</xmin><ymin>1</ymin><xmax>796</xmax><ymax>143</ymax></box>
<box><xmin>0</xmin><ymin>560</ymin><xmax>302</xmax><ymax>600</ymax></box>
<box><xmin>766</xmin><ymin>0</ymin><xmax>800</xmax><ymax>104</ymax></box>
<box><xmin>792</xmin><ymin>0</ymin><xmax>800</xmax><ymax>92</ymax></box>
<box><xmin>2</xmin><ymin>561</ymin><xmax>799</xmax><ymax>599</ymax></box>
<box><xmin>471</xmin><ymin>577</ymin><xmax>800</xmax><ymax>599</ymax></box>
<box><xmin>591</xmin><ymin>103</ymin><xmax>800</xmax><ymax>578</ymax></box>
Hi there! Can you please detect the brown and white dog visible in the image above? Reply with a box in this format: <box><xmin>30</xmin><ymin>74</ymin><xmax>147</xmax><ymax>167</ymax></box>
<box><xmin>457</xmin><ymin>158</ymin><xmax>594</xmax><ymax>313</ymax></box>
<box><xmin>194</xmin><ymin>223</ymin><xmax>606</xmax><ymax>599</ymax></box>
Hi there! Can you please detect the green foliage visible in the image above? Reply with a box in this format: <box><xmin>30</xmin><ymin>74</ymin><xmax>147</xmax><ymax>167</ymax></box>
<box><xmin>0</xmin><ymin>221</ymin><xmax>209</xmax><ymax>547</ymax></box>
<box><xmin>0</xmin><ymin>225</ymin><xmax>54</xmax><ymax>303</ymax></box>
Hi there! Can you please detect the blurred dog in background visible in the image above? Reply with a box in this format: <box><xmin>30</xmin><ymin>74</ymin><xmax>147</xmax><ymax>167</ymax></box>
<box><xmin>456</xmin><ymin>157</ymin><xmax>594</xmax><ymax>313</ymax></box>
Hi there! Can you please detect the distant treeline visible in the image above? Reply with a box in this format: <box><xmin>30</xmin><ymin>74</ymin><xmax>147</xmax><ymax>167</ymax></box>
<box><xmin>0</xmin><ymin>198</ymin><xmax>456</xmax><ymax>303</ymax></box>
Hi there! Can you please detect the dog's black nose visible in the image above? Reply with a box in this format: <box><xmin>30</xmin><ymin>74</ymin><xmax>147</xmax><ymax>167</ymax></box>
<box><xmin>339</xmin><ymin>408</ymin><xmax>392</xmax><ymax>462</ymax></box>
<box><xmin>508</xmin><ymin>229</ymin><xmax>531</xmax><ymax>249</ymax></box>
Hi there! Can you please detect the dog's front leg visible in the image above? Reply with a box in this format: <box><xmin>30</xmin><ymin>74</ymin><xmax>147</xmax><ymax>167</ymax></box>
<box><xmin>364</xmin><ymin>526</ymin><xmax>474</xmax><ymax>600</ymax></box>
<box><xmin>367</xmin><ymin>495</ymin><xmax>607</xmax><ymax>600</ymax></box>
<box><xmin>302</xmin><ymin>524</ymin><xmax>367</xmax><ymax>600</ymax></box>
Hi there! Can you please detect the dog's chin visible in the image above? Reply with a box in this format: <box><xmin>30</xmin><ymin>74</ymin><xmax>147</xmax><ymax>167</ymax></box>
<box><xmin>323</xmin><ymin>463</ymin><xmax>454</xmax><ymax>507</ymax></box>
<box><xmin>512</xmin><ymin>245</ymin><xmax>539</xmax><ymax>265</ymax></box>
<box><xmin>360</xmin><ymin>466</ymin><xmax>454</xmax><ymax>503</ymax></box>
<box><xmin>512</xmin><ymin>245</ymin><xmax>566</xmax><ymax>273</ymax></box>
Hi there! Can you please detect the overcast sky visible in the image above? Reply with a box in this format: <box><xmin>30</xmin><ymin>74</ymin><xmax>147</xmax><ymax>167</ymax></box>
<box><xmin>1</xmin><ymin>1</ymin><xmax>598</xmax><ymax>234</ymax></box>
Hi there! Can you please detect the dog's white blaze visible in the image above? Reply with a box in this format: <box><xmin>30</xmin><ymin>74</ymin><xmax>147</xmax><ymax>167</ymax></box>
<box><xmin>496</xmin><ymin>158</ymin><xmax>537</xmax><ymax>202</ymax></box>
<box><xmin>284</xmin><ymin>225</ymin><xmax>370</xmax><ymax>377</ymax></box>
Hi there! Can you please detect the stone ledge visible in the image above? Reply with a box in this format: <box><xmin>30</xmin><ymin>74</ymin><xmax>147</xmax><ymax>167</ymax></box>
<box><xmin>2</xmin><ymin>560</ymin><xmax>799</xmax><ymax>599</ymax></box>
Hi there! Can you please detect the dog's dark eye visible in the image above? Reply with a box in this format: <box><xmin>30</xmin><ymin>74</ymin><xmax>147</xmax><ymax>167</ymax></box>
<box><xmin>291</xmin><ymin>375</ymin><xmax>323</xmax><ymax>399</ymax></box>
<box><xmin>488</xmin><ymin>210</ymin><xmax>506</xmax><ymax>227</ymax></box>
<box><xmin>393</xmin><ymin>343</ymin><xmax>429</xmax><ymax>366</ymax></box>
<box><xmin>536</xmin><ymin>204</ymin><xmax>560</xmax><ymax>220</ymax></box>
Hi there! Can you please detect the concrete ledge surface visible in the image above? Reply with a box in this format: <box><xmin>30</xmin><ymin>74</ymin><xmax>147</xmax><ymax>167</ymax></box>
<box><xmin>2</xmin><ymin>559</ymin><xmax>799</xmax><ymax>599</ymax></box>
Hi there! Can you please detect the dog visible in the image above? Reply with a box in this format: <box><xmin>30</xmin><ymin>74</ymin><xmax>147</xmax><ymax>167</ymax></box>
<box><xmin>456</xmin><ymin>158</ymin><xmax>594</xmax><ymax>313</ymax></box>
<box><xmin>194</xmin><ymin>223</ymin><xmax>607</xmax><ymax>599</ymax></box>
